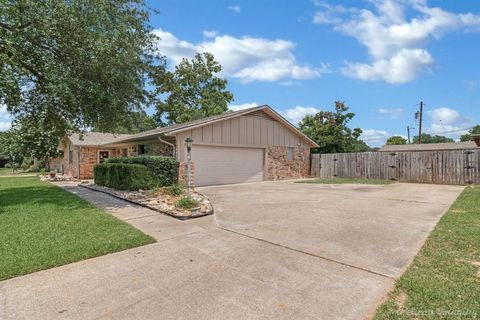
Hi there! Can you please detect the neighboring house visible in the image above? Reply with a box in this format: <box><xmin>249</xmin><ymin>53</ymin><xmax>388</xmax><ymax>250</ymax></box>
<box><xmin>52</xmin><ymin>105</ymin><xmax>318</xmax><ymax>186</ymax></box>
<box><xmin>379</xmin><ymin>141</ymin><xmax>478</xmax><ymax>152</ymax></box>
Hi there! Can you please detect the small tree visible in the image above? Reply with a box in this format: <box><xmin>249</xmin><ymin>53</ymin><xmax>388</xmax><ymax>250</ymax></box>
<box><xmin>460</xmin><ymin>125</ymin><xmax>480</xmax><ymax>142</ymax></box>
<box><xmin>386</xmin><ymin>136</ymin><xmax>407</xmax><ymax>145</ymax></box>
<box><xmin>1</xmin><ymin>110</ymin><xmax>63</xmax><ymax>171</ymax></box>
<box><xmin>0</xmin><ymin>128</ymin><xmax>22</xmax><ymax>171</ymax></box>
<box><xmin>154</xmin><ymin>53</ymin><xmax>234</xmax><ymax>125</ymax></box>
<box><xmin>299</xmin><ymin>101</ymin><xmax>370</xmax><ymax>153</ymax></box>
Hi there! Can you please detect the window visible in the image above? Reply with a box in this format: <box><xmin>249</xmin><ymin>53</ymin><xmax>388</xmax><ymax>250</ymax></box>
<box><xmin>138</xmin><ymin>144</ymin><xmax>151</xmax><ymax>155</ymax></box>
<box><xmin>68</xmin><ymin>150</ymin><xmax>73</xmax><ymax>164</ymax></box>
<box><xmin>99</xmin><ymin>151</ymin><xmax>109</xmax><ymax>163</ymax></box>
<box><xmin>121</xmin><ymin>148</ymin><xmax>128</xmax><ymax>157</ymax></box>
<box><xmin>287</xmin><ymin>147</ymin><xmax>295</xmax><ymax>161</ymax></box>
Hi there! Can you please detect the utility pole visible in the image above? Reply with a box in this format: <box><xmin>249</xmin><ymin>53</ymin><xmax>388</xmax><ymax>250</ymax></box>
<box><xmin>418</xmin><ymin>101</ymin><xmax>423</xmax><ymax>144</ymax></box>
<box><xmin>407</xmin><ymin>125</ymin><xmax>411</xmax><ymax>144</ymax></box>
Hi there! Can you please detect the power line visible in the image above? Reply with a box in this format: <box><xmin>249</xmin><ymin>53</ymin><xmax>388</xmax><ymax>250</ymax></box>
<box><xmin>423</xmin><ymin>126</ymin><xmax>473</xmax><ymax>135</ymax></box>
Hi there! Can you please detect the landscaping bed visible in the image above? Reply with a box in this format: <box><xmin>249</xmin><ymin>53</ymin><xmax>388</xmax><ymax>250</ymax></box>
<box><xmin>80</xmin><ymin>182</ymin><xmax>213</xmax><ymax>220</ymax></box>
<box><xmin>39</xmin><ymin>172</ymin><xmax>77</xmax><ymax>182</ymax></box>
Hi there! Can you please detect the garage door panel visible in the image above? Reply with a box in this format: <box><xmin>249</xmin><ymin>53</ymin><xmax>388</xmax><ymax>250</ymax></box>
<box><xmin>193</xmin><ymin>146</ymin><xmax>264</xmax><ymax>186</ymax></box>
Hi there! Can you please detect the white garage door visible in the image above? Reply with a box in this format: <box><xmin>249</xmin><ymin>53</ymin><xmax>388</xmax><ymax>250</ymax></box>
<box><xmin>192</xmin><ymin>145</ymin><xmax>264</xmax><ymax>186</ymax></box>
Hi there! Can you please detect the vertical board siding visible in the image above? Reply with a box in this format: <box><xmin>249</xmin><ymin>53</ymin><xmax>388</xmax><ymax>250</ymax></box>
<box><xmin>212</xmin><ymin>122</ymin><xmax>222</xmax><ymax>144</ymax></box>
<box><xmin>175</xmin><ymin>111</ymin><xmax>313</xmax><ymax>161</ymax></box>
<box><xmin>230</xmin><ymin>117</ymin><xmax>240</xmax><ymax>144</ymax></box>
<box><xmin>311</xmin><ymin>149</ymin><xmax>480</xmax><ymax>185</ymax></box>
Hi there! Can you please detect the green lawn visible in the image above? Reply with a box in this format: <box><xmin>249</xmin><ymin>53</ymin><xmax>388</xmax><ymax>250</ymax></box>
<box><xmin>374</xmin><ymin>185</ymin><xmax>480</xmax><ymax>319</ymax></box>
<box><xmin>0</xmin><ymin>176</ymin><xmax>155</xmax><ymax>281</ymax></box>
<box><xmin>297</xmin><ymin>177</ymin><xmax>394</xmax><ymax>185</ymax></box>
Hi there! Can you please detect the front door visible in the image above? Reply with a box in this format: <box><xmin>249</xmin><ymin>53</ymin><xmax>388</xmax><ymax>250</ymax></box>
<box><xmin>99</xmin><ymin>151</ymin><xmax>109</xmax><ymax>163</ymax></box>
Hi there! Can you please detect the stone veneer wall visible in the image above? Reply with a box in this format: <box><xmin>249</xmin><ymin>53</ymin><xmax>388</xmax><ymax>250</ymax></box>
<box><xmin>178</xmin><ymin>161</ymin><xmax>195</xmax><ymax>189</ymax></box>
<box><xmin>266</xmin><ymin>146</ymin><xmax>310</xmax><ymax>180</ymax></box>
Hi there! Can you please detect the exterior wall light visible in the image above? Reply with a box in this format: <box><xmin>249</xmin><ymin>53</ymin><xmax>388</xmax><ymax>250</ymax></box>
<box><xmin>185</xmin><ymin>137</ymin><xmax>193</xmax><ymax>198</ymax></box>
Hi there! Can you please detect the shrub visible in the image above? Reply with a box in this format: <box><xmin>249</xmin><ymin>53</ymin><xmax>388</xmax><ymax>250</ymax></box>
<box><xmin>94</xmin><ymin>163</ymin><xmax>158</xmax><ymax>191</ymax></box>
<box><xmin>4</xmin><ymin>163</ymin><xmax>12</xmax><ymax>168</ymax></box>
<box><xmin>163</xmin><ymin>183</ymin><xmax>184</xmax><ymax>197</ymax></box>
<box><xmin>105</xmin><ymin>156</ymin><xmax>177</xmax><ymax>186</ymax></box>
<box><xmin>175</xmin><ymin>197</ymin><xmax>198</xmax><ymax>210</ymax></box>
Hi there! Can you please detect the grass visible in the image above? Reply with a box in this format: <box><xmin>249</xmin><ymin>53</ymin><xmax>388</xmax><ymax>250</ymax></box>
<box><xmin>0</xmin><ymin>167</ymin><xmax>35</xmax><ymax>176</ymax></box>
<box><xmin>175</xmin><ymin>197</ymin><xmax>198</xmax><ymax>210</ymax></box>
<box><xmin>0</xmin><ymin>176</ymin><xmax>155</xmax><ymax>281</ymax></box>
<box><xmin>297</xmin><ymin>177</ymin><xmax>394</xmax><ymax>185</ymax></box>
<box><xmin>374</xmin><ymin>185</ymin><xmax>480</xmax><ymax>320</ymax></box>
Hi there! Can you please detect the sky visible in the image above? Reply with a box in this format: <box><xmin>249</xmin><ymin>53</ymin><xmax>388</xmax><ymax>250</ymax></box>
<box><xmin>1</xmin><ymin>0</ymin><xmax>479</xmax><ymax>146</ymax></box>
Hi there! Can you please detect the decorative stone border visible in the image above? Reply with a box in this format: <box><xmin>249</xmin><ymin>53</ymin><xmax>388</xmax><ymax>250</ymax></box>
<box><xmin>79</xmin><ymin>183</ymin><xmax>213</xmax><ymax>221</ymax></box>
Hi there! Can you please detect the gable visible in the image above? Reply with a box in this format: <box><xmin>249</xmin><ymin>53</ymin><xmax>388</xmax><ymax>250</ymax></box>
<box><xmin>174</xmin><ymin>111</ymin><xmax>314</xmax><ymax>149</ymax></box>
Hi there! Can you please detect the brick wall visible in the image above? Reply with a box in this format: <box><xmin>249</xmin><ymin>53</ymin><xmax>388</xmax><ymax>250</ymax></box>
<box><xmin>178</xmin><ymin>161</ymin><xmax>195</xmax><ymax>189</ymax></box>
<box><xmin>266</xmin><ymin>146</ymin><xmax>310</xmax><ymax>180</ymax></box>
<box><xmin>79</xmin><ymin>148</ymin><xmax>99</xmax><ymax>179</ymax></box>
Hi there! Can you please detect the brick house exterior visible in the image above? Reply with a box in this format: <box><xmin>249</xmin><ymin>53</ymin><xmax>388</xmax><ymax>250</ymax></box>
<box><xmin>52</xmin><ymin>105</ymin><xmax>318</xmax><ymax>185</ymax></box>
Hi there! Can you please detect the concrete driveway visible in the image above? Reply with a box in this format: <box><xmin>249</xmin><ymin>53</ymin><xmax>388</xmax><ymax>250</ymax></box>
<box><xmin>204</xmin><ymin>181</ymin><xmax>463</xmax><ymax>278</ymax></box>
<box><xmin>0</xmin><ymin>181</ymin><xmax>463</xmax><ymax>320</ymax></box>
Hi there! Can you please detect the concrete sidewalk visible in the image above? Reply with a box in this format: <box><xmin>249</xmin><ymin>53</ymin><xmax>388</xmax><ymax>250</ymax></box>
<box><xmin>0</xmin><ymin>181</ymin><xmax>463</xmax><ymax>320</ymax></box>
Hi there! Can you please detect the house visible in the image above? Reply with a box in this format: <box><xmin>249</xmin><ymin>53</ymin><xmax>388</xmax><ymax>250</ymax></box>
<box><xmin>378</xmin><ymin>141</ymin><xmax>478</xmax><ymax>152</ymax></box>
<box><xmin>52</xmin><ymin>105</ymin><xmax>318</xmax><ymax>186</ymax></box>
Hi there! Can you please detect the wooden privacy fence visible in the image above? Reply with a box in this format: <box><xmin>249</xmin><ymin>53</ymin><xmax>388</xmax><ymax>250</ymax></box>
<box><xmin>311</xmin><ymin>149</ymin><xmax>480</xmax><ymax>185</ymax></box>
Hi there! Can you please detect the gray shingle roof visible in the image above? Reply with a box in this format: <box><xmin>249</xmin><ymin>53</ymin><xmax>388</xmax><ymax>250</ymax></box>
<box><xmin>379</xmin><ymin>141</ymin><xmax>478</xmax><ymax>152</ymax></box>
<box><xmin>67</xmin><ymin>132</ymin><xmax>133</xmax><ymax>146</ymax></box>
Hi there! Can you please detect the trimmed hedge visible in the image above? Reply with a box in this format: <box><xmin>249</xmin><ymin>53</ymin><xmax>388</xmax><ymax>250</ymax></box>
<box><xmin>105</xmin><ymin>156</ymin><xmax>178</xmax><ymax>186</ymax></box>
<box><xmin>94</xmin><ymin>163</ymin><xmax>158</xmax><ymax>191</ymax></box>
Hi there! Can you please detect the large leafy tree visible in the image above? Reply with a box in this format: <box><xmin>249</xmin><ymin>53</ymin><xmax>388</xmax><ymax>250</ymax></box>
<box><xmin>386</xmin><ymin>135</ymin><xmax>407</xmax><ymax>145</ymax></box>
<box><xmin>154</xmin><ymin>52</ymin><xmax>234</xmax><ymax>125</ymax></box>
<box><xmin>412</xmin><ymin>134</ymin><xmax>454</xmax><ymax>144</ymax></box>
<box><xmin>92</xmin><ymin>110</ymin><xmax>157</xmax><ymax>134</ymax></box>
<box><xmin>460</xmin><ymin>125</ymin><xmax>480</xmax><ymax>142</ymax></box>
<box><xmin>0</xmin><ymin>0</ymin><xmax>164</xmax><ymax>132</ymax></box>
<box><xmin>299</xmin><ymin>101</ymin><xmax>370</xmax><ymax>153</ymax></box>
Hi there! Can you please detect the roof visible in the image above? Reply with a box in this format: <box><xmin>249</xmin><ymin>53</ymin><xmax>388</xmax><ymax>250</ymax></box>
<box><xmin>379</xmin><ymin>141</ymin><xmax>478</xmax><ymax>152</ymax></box>
<box><xmin>67</xmin><ymin>132</ymin><xmax>133</xmax><ymax>147</ymax></box>
<box><xmin>100</xmin><ymin>105</ymin><xmax>319</xmax><ymax>147</ymax></box>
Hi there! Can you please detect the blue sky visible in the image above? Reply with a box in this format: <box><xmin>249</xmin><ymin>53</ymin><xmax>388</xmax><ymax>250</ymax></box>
<box><xmin>147</xmin><ymin>0</ymin><xmax>480</xmax><ymax>146</ymax></box>
<box><xmin>1</xmin><ymin>0</ymin><xmax>478</xmax><ymax>146</ymax></box>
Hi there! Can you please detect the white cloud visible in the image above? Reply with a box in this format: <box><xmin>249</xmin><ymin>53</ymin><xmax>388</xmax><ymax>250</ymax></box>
<box><xmin>229</xmin><ymin>104</ymin><xmax>319</xmax><ymax>125</ymax></box>
<box><xmin>229</xmin><ymin>102</ymin><xmax>259</xmax><ymax>111</ymax></box>
<box><xmin>425</xmin><ymin>107</ymin><xmax>472</xmax><ymax>140</ymax></box>
<box><xmin>314</xmin><ymin>0</ymin><xmax>480</xmax><ymax>83</ymax></box>
<box><xmin>228</xmin><ymin>5</ymin><xmax>241</xmax><ymax>13</ymax></box>
<box><xmin>378</xmin><ymin>107</ymin><xmax>404</xmax><ymax>118</ymax></box>
<box><xmin>0</xmin><ymin>104</ymin><xmax>11</xmax><ymax>131</ymax></box>
<box><xmin>343</xmin><ymin>49</ymin><xmax>433</xmax><ymax>83</ymax></box>
<box><xmin>427</xmin><ymin>107</ymin><xmax>460</xmax><ymax>124</ymax></box>
<box><xmin>282</xmin><ymin>106</ymin><xmax>320</xmax><ymax>125</ymax></box>
<box><xmin>153</xmin><ymin>29</ymin><xmax>328</xmax><ymax>83</ymax></box>
<box><xmin>202</xmin><ymin>30</ymin><xmax>218</xmax><ymax>38</ymax></box>
<box><xmin>361</xmin><ymin>129</ymin><xmax>390</xmax><ymax>146</ymax></box>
